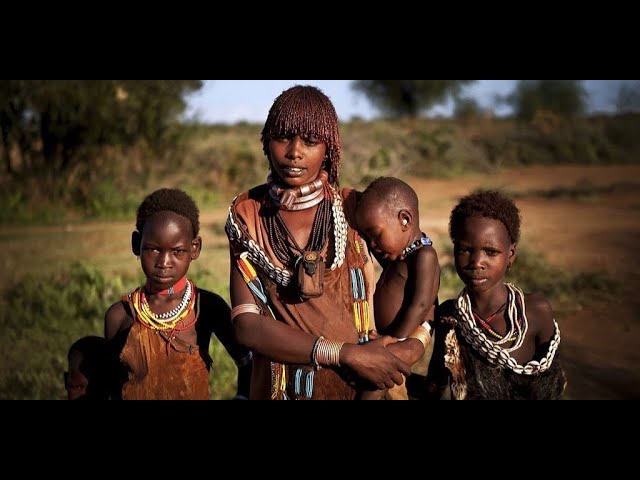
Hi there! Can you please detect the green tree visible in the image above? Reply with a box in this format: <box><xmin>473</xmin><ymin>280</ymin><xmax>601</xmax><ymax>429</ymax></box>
<box><xmin>351</xmin><ymin>80</ymin><xmax>475</xmax><ymax>118</ymax></box>
<box><xmin>454</xmin><ymin>97</ymin><xmax>482</xmax><ymax>120</ymax></box>
<box><xmin>0</xmin><ymin>80</ymin><xmax>35</xmax><ymax>174</ymax></box>
<box><xmin>616</xmin><ymin>82</ymin><xmax>640</xmax><ymax>113</ymax></box>
<box><xmin>507</xmin><ymin>80</ymin><xmax>587</xmax><ymax>121</ymax></box>
<box><xmin>0</xmin><ymin>80</ymin><xmax>203</xmax><ymax>172</ymax></box>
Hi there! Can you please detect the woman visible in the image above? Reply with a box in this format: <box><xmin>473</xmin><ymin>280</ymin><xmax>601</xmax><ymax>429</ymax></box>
<box><xmin>225</xmin><ymin>85</ymin><xmax>410</xmax><ymax>399</ymax></box>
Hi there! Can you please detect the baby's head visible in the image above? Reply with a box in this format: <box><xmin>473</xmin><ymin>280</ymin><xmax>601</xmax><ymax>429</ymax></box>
<box><xmin>356</xmin><ymin>177</ymin><xmax>420</xmax><ymax>261</ymax></box>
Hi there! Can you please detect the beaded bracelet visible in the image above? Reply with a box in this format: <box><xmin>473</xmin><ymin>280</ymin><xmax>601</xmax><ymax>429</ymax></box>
<box><xmin>310</xmin><ymin>335</ymin><xmax>324</xmax><ymax>369</ymax></box>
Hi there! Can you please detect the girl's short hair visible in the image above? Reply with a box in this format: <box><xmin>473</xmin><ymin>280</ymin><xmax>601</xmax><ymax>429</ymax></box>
<box><xmin>449</xmin><ymin>189</ymin><xmax>521</xmax><ymax>244</ymax></box>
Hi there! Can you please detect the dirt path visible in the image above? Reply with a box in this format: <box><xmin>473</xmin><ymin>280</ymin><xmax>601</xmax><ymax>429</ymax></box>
<box><xmin>407</xmin><ymin>164</ymin><xmax>640</xmax><ymax>399</ymax></box>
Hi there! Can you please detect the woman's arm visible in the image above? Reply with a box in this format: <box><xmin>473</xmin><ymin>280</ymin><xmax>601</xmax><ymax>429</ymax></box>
<box><xmin>230</xmin><ymin>254</ymin><xmax>411</xmax><ymax>388</ymax></box>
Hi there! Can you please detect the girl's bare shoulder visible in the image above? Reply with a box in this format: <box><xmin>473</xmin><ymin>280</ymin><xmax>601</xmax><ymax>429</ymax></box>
<box><xmin>524</xmin><ymin>291</ymin><xmax>556</xmax><ymax>340</ymax></box>
<box><xmin>104</xmin><ymin>300</ymin><xmax>131</xmax><ymax>340</ymax></box>
<box><xmin>524</xmin><ymin>291</ymin><xmax>553</xmax><ymax>317</ymax></box>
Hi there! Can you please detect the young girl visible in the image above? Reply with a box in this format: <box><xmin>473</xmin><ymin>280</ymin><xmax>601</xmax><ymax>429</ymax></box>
<box><xmin>226</xmin><ymin>85</ymin><xmax>410</xmax><ymax>400</ymax></box>
<box><xmin>104</xmin><ymin>188</ymin><xmax>252</xmax><ymax>400</ymax></box>
<box><xmin>425</xmin><ymin>190</ymin><xmax>566</xmax><ymax>400</ymax></box>
<box><xmin>353</xmin><ymin>176</ymin><xmax>440</xmax><ymax>400</ymax></box>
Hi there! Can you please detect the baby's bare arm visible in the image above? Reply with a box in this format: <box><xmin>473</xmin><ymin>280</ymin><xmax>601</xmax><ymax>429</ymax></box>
<box><xmin>390</xmin><ymin>247</ymin><xmax>440</xmax><ymax>338</ymax></box>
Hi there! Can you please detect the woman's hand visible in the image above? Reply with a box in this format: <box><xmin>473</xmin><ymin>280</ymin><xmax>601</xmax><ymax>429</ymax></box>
<box><xmin>340</xmin><ymin>336</ymin><xmax>411</xmax><ymax>390</ymax></box>
<box><xmin>385</xmin><ymin>338</ymin><xmax>425</xmax><ymax>367</ymax></box>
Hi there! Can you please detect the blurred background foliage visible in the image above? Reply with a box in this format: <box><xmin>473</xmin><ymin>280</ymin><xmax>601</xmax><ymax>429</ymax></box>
<box><xmin>1</xmin><ymin>80</ymin><xmax>638</xmax><ymax>225</ymax></box>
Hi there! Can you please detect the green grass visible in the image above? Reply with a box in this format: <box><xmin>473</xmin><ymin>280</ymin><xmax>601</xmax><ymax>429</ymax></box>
<box><xmin>0</xmin><ymin>245</ymin><xmax>237</xmax><ymax>399</ymax></box>
<box><xmin>0</xmin><ymin>233</ymin><xmax>618</xmax><ymax>399</ymax></box>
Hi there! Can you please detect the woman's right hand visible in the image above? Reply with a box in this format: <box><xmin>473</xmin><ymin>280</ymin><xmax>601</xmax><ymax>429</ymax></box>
<box><xmin>340</xmin><ymin>336</ymin><xmax>412</xmax><ymax>390</ymax></box>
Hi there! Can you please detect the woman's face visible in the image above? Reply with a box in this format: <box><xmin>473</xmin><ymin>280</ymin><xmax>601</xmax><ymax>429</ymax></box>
<box><xmin>268</xmin><ymin>134</ymin><xmax>327</xmax><ymax>187</ymax></box>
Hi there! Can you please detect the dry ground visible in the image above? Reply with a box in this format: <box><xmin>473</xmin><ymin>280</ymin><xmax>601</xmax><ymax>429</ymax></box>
<box><xmin>409</xmin><ymin>165</ymin><xmax>640</xmax><ymax>400</ymax></box>
<box><xmin>3</xmin><ymin>165</ymin><xmax>638</xmax><ymax>399</ymax></box>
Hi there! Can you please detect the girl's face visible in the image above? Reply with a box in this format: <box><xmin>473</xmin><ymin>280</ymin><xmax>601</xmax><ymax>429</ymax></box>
<box><xmin>268</xmin><ymin>134</ymin><xmax>327</xmax><ymax>187</ymax></box>
<box><xmin>138</xmin><ymin>212</ymin><xmax>201</xmax><ymax>292</ymax></box>
<box><xmin>453</xmin><ymin>215</ymin><xmax>515</xmax><ymax>293</ymax></box>
<box><xmin>356</xmin><ymin>203</ymin><xmax>411</xmax><ymax>262</ymax></box>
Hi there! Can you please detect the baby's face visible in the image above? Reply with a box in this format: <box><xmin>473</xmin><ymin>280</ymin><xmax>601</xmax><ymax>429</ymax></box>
<box><xmin>356</xmin><ymin>203</ymin><xmax>408</xmax><ymax>261</ymax></box>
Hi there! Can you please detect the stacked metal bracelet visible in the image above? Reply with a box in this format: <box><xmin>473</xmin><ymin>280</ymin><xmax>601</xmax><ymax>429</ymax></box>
<box><xmin>398</xmin><ymin>320</ymin><xmax>431</xmax><ymax>348</ymax></box>
<box><xmin>407</xmin><ymin>321</ymin><xmax>432</xmax><ymax>349</ymax></box>
<box><xmin>311</xmin><ymin>336</ymin><xmax>344</xmax><ymax>368</ymax></box>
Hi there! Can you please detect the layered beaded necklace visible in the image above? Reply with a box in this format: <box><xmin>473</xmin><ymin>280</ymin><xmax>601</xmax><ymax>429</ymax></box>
<box><xmin>264</xmin><ymin>196</ymin><xmax>332</xmax><ymax>269</ymax></box>
<box><xmin>131</xmin><ymin>279</ymin><xmax>197</xmax><ymax>331</ymax></box>
<box><xmin>263</xmin><ymin>171</ymin><xmax>332</xmax><ymax>269</ymax></box>
<box><xmin>454</xmin><ymin>283</ymin><xmax>560</xmax><ymax>375</ymax></box>
<box><xmin>225</xmin><ymin>183</ymin><xmax>347</xmax><ymax>287</ymax></box>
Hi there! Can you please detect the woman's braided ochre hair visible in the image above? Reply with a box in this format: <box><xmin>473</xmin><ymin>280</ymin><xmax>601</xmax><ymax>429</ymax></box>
<box><xmin>261</xmin><ymin>85</ymin><xmax>341</xmax><ymax>185</ymax></box>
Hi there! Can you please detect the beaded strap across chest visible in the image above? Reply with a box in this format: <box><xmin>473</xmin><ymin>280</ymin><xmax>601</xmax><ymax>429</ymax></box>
<box><xmin>226</xmin><ymin>184</ymin><xmax>347</xmax><ymax>287</ymax></box>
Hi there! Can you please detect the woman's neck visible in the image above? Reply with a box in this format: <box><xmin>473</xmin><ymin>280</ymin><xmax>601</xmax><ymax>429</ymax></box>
<box><xmin>268</xmin><ymin>170</ymin><xmax>329</xmax><ymax>210</ymax></box>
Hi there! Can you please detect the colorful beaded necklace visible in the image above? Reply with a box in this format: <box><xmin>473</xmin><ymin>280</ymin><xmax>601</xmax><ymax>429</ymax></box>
<box><xmin>401</xmin><ymin>232</ymin><xmax>432</xmax><ymax>260</ymax></box>
<box><xmin>131</xmin><ymin>279</ymin><xmax>196</xmax><ymax>331</ymax></box>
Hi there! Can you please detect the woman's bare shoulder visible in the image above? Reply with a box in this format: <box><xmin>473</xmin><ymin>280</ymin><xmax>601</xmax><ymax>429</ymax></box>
<box><xmin>341</xmin><ymin>187</ymin><xmax>361</xmax><ymax>227</ymax></box>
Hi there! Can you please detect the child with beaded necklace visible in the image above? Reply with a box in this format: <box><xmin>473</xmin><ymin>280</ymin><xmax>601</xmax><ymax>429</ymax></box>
<box><xmin>424</xmin><ymin>190</ymin><xmax>566</xmax><ymax>400</ymax></box>
<box><xmin>104</xmin><ymin>188</ymin><xmax>252</xmax><ymax>400</ymax></box>
<box><xmin>353</xmin><ymin>176</ymin><xmax>440</xmax><ymax>400</ymax></box>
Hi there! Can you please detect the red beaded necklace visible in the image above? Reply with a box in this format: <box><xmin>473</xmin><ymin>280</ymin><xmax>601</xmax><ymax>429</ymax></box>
<box><xmin>145</xmin><ymin>275</ymin><xmax>188</xmax><ymax>295</ymax></box>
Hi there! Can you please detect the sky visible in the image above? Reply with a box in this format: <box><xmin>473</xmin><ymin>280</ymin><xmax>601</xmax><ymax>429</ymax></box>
<box><xmin>184</xmin><ymin>80</ymin><xmax>635</xmax><ymax>125</ymax></box>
